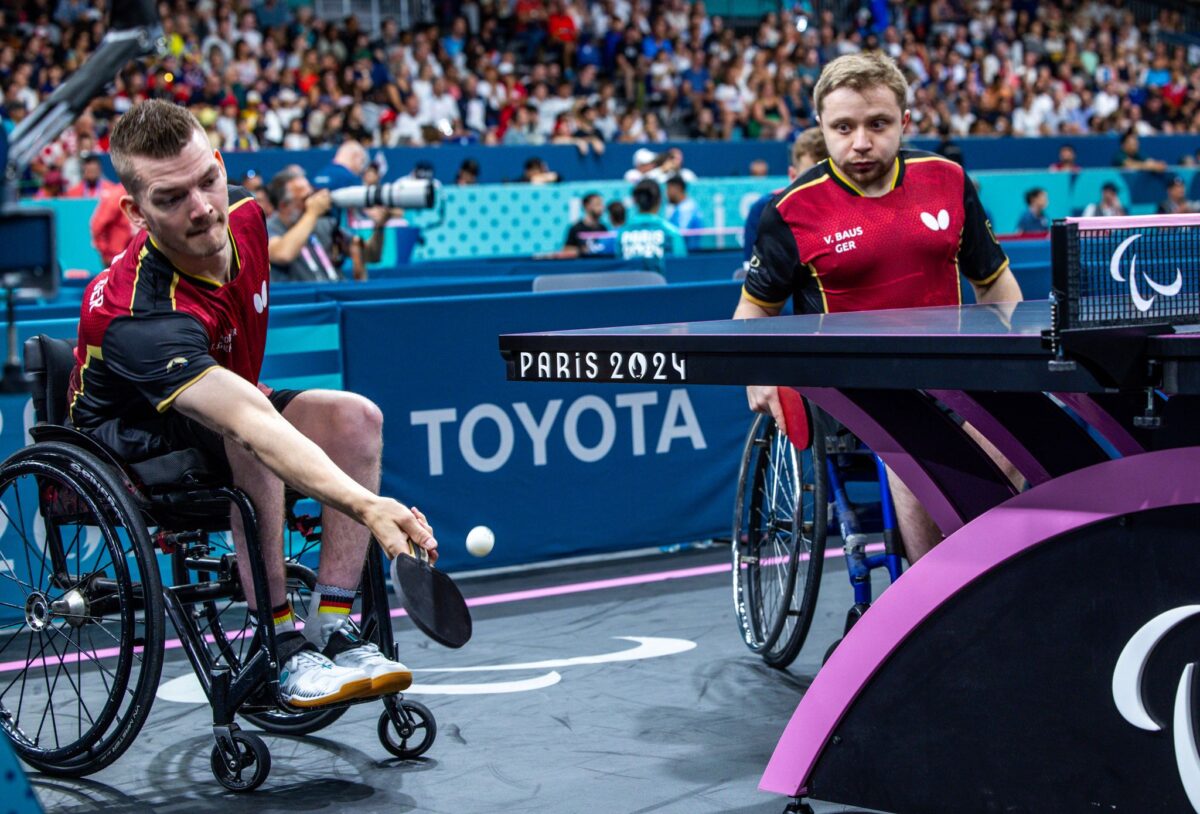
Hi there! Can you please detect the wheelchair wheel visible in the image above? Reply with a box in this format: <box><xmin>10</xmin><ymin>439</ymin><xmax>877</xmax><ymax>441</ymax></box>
<box><xmin>170</xmin><ymin>498</ymin><xmax>347</xmax><ymax>736</ymax></box>
<box><xmin>732</xmin><ymin>411</ymin><xmax>827</xmax><ymax>669</ymax></box>
<box><xmin>377</xmin><ymin>700</ymin><xmax>436</xmax><ymax>759</ymax></box>
<box><xmin>210</xmin><ymin>729</ymin><xmax>271</xmax><ymax>792</ymax></box>
<box><xmin>0</xmin><ymin>442</ymin><xmax>164</xmax><ymax>776</ymax></box>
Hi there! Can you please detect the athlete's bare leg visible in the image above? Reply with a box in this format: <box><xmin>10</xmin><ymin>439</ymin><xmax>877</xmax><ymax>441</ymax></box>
<box><xmin>224</xmin><ymin>391</ymin><xmax>384</xmax><ymax>610</ymax></box>
<box><xmin>887</xmin><ymin>422</ymin><xmax>1024</xmax><ymax>565</ymax></box>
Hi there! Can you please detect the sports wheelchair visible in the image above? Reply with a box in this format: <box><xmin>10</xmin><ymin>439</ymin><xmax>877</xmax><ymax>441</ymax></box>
<box><xmin>732</xmin><ymin>390</ymin><xmax>904</xmax><ymax>669</ymax></box>
<box><xmin>0</xmin><ymin>336</ymin><xmax>435</xmax><ymax>792</ymax></box>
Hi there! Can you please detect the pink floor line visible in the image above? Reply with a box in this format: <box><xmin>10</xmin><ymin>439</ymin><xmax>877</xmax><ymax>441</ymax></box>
<box><xmin>0</xmin><ymin>543</ymin><xmax>885</xmax><ymax>674</ymax></box>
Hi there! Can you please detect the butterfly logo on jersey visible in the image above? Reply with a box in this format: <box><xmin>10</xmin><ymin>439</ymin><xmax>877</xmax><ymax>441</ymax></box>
<box><xmin>253</xmin><ymin>280</ymin><xmax>268</xmax><ymax>314</ymax></box>
<box><xmin>1109</xmin><ymin>233</ymin><xmax>1183</xmax><ymax>313</ymax></box>
<box><xmin>920</xmin><ymin>210</ymin><xmax>951</xmax><ymax>232</ymax></box>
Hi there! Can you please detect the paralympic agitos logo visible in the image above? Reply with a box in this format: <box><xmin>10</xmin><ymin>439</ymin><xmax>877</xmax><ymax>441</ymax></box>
<box><xmin>1113</xmin><ymin>606</ymin><xmax>1200</xmax><ymax>812</ymax></box>
<box><xmin>1109</xmin><ymin>233</ymin><xmax>1183</xmax><ymax>313</ymax></box>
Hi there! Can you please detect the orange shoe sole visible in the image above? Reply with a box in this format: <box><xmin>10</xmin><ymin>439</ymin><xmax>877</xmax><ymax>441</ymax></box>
<box><xmin>285</xmin><ymin>677</ymin><xmax>375</xmax><ymax>708</ymax></box>
<box><xmin>367</xmin><ymin>670</ymin><xmax>414</xmax><ymax>696</ymax></box>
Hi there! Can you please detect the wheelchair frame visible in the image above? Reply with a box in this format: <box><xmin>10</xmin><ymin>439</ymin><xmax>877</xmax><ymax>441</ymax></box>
<box><xmin>0</xmin><ymin>336</ymin><xmax>436</xmax><ymax>791</ymax></box>
<box><xmin>732</xmin><ymin>396</ymin><xmax>904</xmax><ymax>670</ymax></box>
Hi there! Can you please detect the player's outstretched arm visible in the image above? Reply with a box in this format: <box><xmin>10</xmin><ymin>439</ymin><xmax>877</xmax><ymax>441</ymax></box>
<box><xmin>173</xmin><ymin>367</ymin><xmax>438</xmax><ymax>562</ymax></box>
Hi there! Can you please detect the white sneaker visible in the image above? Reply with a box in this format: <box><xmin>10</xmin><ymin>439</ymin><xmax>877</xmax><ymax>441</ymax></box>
<box><xmin>321</xmin><ymin>622</ymin><xmax>413</xmax><ymax>695</ymax></box>
<box><xmin>279</xmin><ymin>640</ymin><xmax>373</xmax><ymax>708</ymax></box>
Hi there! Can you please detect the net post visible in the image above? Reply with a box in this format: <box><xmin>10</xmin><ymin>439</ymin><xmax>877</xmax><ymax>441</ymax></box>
<box><xmin>1046</xmin><ymin>219</ymin><xmax>1076</xmax><ymax>371</ymax></box>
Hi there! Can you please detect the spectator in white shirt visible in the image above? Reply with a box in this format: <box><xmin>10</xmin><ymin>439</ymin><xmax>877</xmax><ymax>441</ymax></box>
<box><xmin>389</xmin><ymin>94</ymin><xmax>426</xmax><ymax>146</ymax></box>
<box><xmin>425</xmin><ymin>76</ymin><xmax>461</xmax><ymax>130</ymax></box>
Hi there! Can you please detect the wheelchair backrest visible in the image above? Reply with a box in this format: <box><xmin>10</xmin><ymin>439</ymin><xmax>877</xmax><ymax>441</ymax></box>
<box><xmin>24</xmin><ymin>335</ymin><xmax>75</xmax><ymax>426</ymax></box>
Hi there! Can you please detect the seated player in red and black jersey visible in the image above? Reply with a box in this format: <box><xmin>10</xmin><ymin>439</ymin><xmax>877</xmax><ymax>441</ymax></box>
<box><xmin>735</xmin><ymin>52</ymin><xmax>1024</xmax><ymax>564</ymax></box>
<box><xmin>68</xmin><ymin>100</ymin><xmax>434</xmax><ymax>708</ymax></box>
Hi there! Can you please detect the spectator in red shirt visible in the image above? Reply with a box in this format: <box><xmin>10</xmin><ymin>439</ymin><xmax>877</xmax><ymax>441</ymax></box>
<box><xmin>514</xmin><ymin>0</ymin><xmax>546</xmax><ymax>62</ymax></box>
<box><xmin>34</xmin><ymin>170</ymin><xmax>66</xmax><ymax>199</ymax></box>
<box><xmin>65</xmin><ymin>154</ymin><xmax>116</xmax><ymax>198</ymax></box>
<box><xmin>1049</xmin><ymin>144</ymin><xmax>1080</xmax><ymax>173</ymax></box>
<box><xmin>546</xmin><ymin>1</ymin><xmax>577</xmax><ymax>67</ymax></box>
<box><xmin>90</xmin><ymin>182</ymin><xmax>135</xmax><ymax>269</ymax></box>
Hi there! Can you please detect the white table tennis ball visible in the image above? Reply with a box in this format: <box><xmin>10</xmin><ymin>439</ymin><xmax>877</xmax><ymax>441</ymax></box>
<box><xmin>466</xmin><ymin>525</ymin><xmax>495</xmax><ymax>557</ymax></box>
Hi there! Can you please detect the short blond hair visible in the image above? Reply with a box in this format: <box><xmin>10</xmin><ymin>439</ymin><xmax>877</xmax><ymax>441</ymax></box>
<box><xmin>791</xmin><ymin>127</ymin><xmax>828</xmax><ymax>168</ymax></box>
<box><xmin>813</xmin><ymin>52</ymin><xmax>908</xmax><ymax>118</ymax></box>
<box><xmin>109</xmin><ymin>100</ymin><xmax>205</xmax><ymax>196</ymax></box>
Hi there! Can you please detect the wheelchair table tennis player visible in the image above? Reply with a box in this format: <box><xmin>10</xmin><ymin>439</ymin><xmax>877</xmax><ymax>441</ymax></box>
<box><xmin>67</xmin><ymin>99</ymin><xmax>436</xmax><ymax>708</ymax></box>
<box><xmin>734</xmin><ymin>52</ymin><xmax>1024</xmax><ymax>564</ymax></box>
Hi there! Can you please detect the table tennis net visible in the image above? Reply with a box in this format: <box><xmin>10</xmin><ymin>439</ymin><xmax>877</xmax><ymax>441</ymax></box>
<box><xmin>1051</xmin><ymin>213</ymin><xmax>1200</xmax><ymax>331</ymax></box>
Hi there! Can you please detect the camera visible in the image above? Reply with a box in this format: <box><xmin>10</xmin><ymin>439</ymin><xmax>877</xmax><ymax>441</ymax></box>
<box><xmin>329</xmin><ymin>178</ymin><xmax>437</xmax><ymax>210</ymax></box>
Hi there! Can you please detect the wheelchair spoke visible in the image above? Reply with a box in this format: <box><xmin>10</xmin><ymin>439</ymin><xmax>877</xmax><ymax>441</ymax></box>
<box><xmin>45</xmin><ymin>624</ymin><xmax>135</xmax><ymax>714</ymax></box>
<box><xmin>13</xmin><ymin>480</ymin><xmax>50</xmax><ymax>593</ymax></box>
<box><xmin>35</xmin><ymin>632</ymin><xmax>63</xmax><ymax>749</ymax></box>
<box><xmin>0</xmin><ymin>569</ymin><xmax>33</xmax><ymax>599</ymax></box>
<box><xmin>79</xmin><ymin>618</ymin><xmax>142</xmax><ymax>664</ymax></box>
<box><xmin>85</xmin><ymin>625</ymin><xmax>113</xmax><ymax>700</ymax></box>
<box><xmin>9</xmin><ymin>632</ymin><xmax>37</xmax><ymax>727</ymax></box>
<box><xmin>46</xmin><ymin>624</ymin><xmax>101</xmax><ymax>732</ymax></box>
<box><xmin>0</xmin><ymin>486</ymin><xmax>38</xmax><ymax>595</ymax></box>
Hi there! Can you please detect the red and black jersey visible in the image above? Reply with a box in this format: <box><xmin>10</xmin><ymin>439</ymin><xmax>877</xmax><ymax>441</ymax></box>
<box><xmin>743</xmin><ymin>149</ymin><xmax>1009</xmax><ymax>315</ymax></box>
<box><xmin>67</xmin><ymin>186</ymin><xmax>270</xmax><ymax>454</ymax></box>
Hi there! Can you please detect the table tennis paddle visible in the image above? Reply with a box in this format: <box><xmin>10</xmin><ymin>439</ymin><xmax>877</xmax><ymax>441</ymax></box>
<box><xmin>777</xmin><ymin>386</ymin><xmax>812</xmax><ymax>450</ymax></box>
<box><xmin>389</xmin><ymin>545</ymin><xmax>472</xmax><ymax>648</ymax></box>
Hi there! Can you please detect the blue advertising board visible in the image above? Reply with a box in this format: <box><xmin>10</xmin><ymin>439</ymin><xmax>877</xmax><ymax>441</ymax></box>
<box><xmin>340</xmin><ymin>281</ymin><xmax>749</xmax><ymax>572</ymax></box>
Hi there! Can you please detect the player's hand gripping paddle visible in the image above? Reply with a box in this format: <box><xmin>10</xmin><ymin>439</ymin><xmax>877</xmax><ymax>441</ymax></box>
<box><xmin>777</xmin><ymin>386</ymin><xmax>812</xmax><ymax>450</ymax></box>
<box><xmin>390</xmin><ymin>545</ymin><xmax>473</xmax><ymax>648</ymax></box>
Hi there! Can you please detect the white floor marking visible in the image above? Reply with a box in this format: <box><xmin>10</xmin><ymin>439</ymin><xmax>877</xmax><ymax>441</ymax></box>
<box><xmin>411</xmin><ymin>636</ymin><xmax>696</xmax><ymax>673</ymax></box>
<box><xmin>156</xmin><ymin>636</ymin><xmax>696</xmax><ymax>703</ymax></box>
<box><xmin>407</xmin><ymin>671</ymin><xmax>562</xmax><ymax>695</ymax></box>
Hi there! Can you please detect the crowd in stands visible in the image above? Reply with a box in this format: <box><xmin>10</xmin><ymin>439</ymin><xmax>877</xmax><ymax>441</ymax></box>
<box><xmin>0</xmin><ymin>0</ymin><xmax>1197</xmax><ymax>196</ymax></box>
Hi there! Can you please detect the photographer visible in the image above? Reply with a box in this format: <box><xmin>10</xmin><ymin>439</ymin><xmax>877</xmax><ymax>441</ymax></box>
<box><xmin>265</xmin><ymin>166</ymin><xmax>387</xmax><ymax>282</ymax></box>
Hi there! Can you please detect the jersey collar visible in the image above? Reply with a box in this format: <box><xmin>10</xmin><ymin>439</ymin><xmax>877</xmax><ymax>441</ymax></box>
<box><xmin>826</xmin><ymin>154</ymin><xmax>906</xmax><ymax>198</ymax></box>
<box><xmin>146</xmin><ymin>228</ymin><xmax>240</xmax><ymax>288</ymax></box>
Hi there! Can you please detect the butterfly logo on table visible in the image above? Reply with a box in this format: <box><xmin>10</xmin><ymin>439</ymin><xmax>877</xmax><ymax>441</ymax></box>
<box><xmin>1109</xmin><ymin>234</ymin><xmax>1183</xmax><ymax>313</ymax></box>
<box><xmin>1113</xmin><ymin>606</ymin><xmax>1200</xmax><ymax>812</ymax></box>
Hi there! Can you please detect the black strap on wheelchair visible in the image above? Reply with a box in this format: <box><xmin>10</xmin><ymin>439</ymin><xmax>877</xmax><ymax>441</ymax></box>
<box><xmin>274</xmin><ymin>630</ymin><xmax>314</xmax><ymax>665</ymax></box>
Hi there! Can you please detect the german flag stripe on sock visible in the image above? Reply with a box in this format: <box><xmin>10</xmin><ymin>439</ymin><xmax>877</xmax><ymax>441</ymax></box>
<box><xmin>272</xmin><ymin>605</ymin><xmax>294</xmax><ymax>624</ymax></box>
<box><xmin>319</xmin><ymin>597</ymin><xmax>353</xmax><ymax>615</ymax></box>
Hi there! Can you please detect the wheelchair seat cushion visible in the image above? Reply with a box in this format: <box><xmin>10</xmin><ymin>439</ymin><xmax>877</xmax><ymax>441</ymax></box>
<box><xmin>128</xmin><ymin>448</ymin><xmax>224</xmax><ymax>488</ymax></box>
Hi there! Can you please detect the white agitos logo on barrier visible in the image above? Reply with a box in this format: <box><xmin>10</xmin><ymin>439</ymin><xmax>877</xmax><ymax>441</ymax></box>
<box><xmin>1112</xmin><ymin>605</ymin><xmax>1200</xmax><ymax>812</ymax></box>
<box><xmin>1110</xmin><ymin>234</ymin><xmax>1183</xmax><ymax>312</ymax></box>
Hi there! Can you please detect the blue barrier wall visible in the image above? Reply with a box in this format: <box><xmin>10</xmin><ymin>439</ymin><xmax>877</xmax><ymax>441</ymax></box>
<box><xmin>66</xmin><ymin>135</ymin><xmax>1200</xmax><ymax>189</ymax></box>
<box><xmin>25</xmin><ymin>169</ymin><xmax>1191</xmax><ymax>273</ymax></box>
<box><xmin>209</xmin><ymin>134</ymin><xmax>1200</xmax><ymax>183</ymax></box>
<box><xmin>341</xmin><ymin>281</ymin><xmax>747</xmax><ymax>572</ymax></box>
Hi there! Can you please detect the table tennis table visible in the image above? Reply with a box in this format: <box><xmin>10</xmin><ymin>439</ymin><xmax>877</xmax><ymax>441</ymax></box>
<box><xmin>499</xmin><ymin>298</ymin><xmax>1200</xmax><ymax>813</ymax></box>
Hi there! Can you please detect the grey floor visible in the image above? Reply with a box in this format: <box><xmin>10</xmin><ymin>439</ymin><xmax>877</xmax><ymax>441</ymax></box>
<box><xmin>29</xmin><ymin>546</ymin><xmax>891</xmax><ymax>814</ymax></box>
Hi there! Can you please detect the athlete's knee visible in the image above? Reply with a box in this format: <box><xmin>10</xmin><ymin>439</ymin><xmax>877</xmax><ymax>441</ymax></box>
<box><xmin>329</xmin><ymin>394</ymin><xmax>384</xmax><ymax>458</ymax></box>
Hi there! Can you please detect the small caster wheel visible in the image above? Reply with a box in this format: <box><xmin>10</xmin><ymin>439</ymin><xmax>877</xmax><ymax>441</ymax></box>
<box><xmin>843</xmin><ymin>602</ymin><xmax>869</xmax><ymax>635</ymax></box>
<box><xmin>378</xmin><ymin>700</ymin><xmax>437</xmax><ymax>759</ymax></box>
<box><xmin>822</xmin><ymin>637</ymin><xmax>842</xmax><ymax>666</ymax></box>
<box><xmin>211</xmin><ymin>730</ymin><xmax>271</xmax><ymax>792</ymax></box>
